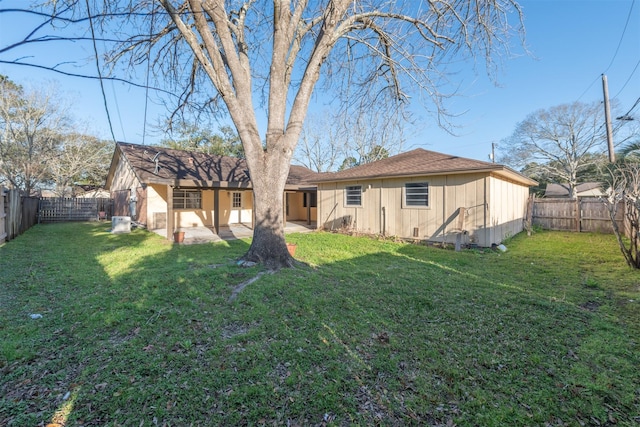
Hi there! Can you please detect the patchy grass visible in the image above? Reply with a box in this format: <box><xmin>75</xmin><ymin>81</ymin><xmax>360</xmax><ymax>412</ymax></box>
<box><xmin>1</xmin><ymin>223</ymin><xmax>638</xmax><ymax>426</ymax></box>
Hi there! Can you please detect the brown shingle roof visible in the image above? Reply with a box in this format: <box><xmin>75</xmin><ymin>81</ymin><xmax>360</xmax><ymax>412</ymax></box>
<box><xmin>115</xmin><ymin>142</ymin><xmax>317</xmax><ymax>188</ymax></box>
<box><xmin>314</xmin><ymin>148</ymin><xmax>536</xmax><ymax>186</ymax></box>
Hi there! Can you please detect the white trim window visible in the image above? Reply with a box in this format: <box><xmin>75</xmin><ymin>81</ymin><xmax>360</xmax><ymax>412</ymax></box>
<box><xmin>403</xmin><ymin>182</ymin><xmax>429</xmax><ymax>208</ymax></box>
<box><xmin>232</xmin><ymin>192</ymin><xmax>242</xmax><ymax>208</ymax></box>
<box><xmin>345</xmin><ymin>185</ymin><xmax>362</xmax><ymax>207</ymax></box>
<box><xmin>173</xmin><ymin>189</ymin><xmax>202</xmax><ymax>209</ymax></box>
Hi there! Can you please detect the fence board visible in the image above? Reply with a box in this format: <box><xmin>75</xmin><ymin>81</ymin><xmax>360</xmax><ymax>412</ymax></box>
<box><xmin>38</xmin><ymin>197</ymin><xmax>112</xmax><ymax>223</ymax></box>
<box><xmin>0</xmin><ymin>187</ymin><xmax>6</xmax><ymax>243</ymax></box>
<box><xmin>532</xmin><ymin>197</ymin><xmax>624</xmax><ymax>233</ymax></box>
<box><xmin>21</xmin><ymin>197</ymin><xmax>39</xmax><ymax>233</ymax></box>
<box><xmin>7</xmin><ymin>189</ymin><xmax>22</xmax><ymax>240</ymax></box>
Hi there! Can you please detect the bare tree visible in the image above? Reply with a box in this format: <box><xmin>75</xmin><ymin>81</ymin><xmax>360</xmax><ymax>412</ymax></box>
<box><xmin>499</xmin><ymin>101</ymin><xmax>627</xmax><ymax>199</ymax></box>
<box><xmin>294</xmin><ymin>111</ymin><xmax>344</xmax><ymax>172</ymax></box>
<box><xmin>3</xmin><ymin>1</ymin><xmax>525</xmax><ymax>267</ymax></box>
<box><xmin>602</xmin><ymin>161</ymin><xmax>640</xmax><ymax>268</ymax></box>
<box><xmin>47</xmin><ymin>134</ymin><xmax>113</xmax><ymax>196</ymax></box>
<box><xmin>0</xmin><ymin>76</ymin><xmax>69</xmax><ymax>195</ymax></box>
<box><xmin>339</xmin><ymin>99</ymin><xmax>409</xmax><ymax>168</ymax></box>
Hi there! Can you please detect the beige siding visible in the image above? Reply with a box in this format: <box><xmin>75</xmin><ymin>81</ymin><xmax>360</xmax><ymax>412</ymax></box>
<box><xmin>286</xmin><ymin>192</ymin><xmax>316</xmax><ymax>222</ymax></box>
<box><xmin>110</xmin><ymin>155</ymin><xmax>141</xmax><ymax>191</ymax></box>
<box><xmin>318</xmin><ymin>181</ymin><xmax>369</xmax><ymax>232</ymax></box>
<box><xmin>487</xmin><ymin>174</ymin><xmax>529</xmax><ymax>245</ymax></box>
<box><xmin>318</xmin><ymin>172</ymin><xmax>530</xmax><ymax>247</ymax></box>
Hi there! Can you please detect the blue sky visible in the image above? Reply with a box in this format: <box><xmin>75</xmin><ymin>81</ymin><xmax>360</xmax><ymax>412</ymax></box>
<box><xmin>0</xmin><ymin>0</ymin><xmax>638</xmax><ymax>163</ymax></box>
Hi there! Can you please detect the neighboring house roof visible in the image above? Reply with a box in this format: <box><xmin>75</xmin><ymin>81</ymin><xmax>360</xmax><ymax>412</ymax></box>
<box><xmin>544</xmin><ymin>182</ymin><xmax>604</xmax><ymax>198</ymax></box>
<box><xmin>314</xmin><ymin>148</ymin><xmax>537</xmax><ymax>186</ymax></box>
<box><xmin>105</xmin><ymin>142</ymin><xmax>318</xmax><ymax>190</ymax></box>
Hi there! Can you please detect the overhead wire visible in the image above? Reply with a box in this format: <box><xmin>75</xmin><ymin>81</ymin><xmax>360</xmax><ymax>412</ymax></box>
<box><xmin>85</xmin><ymin>0</ymin><xmax>116</xmax><ymax>142</ymax></box>
<box><xmin>603</xmin><ymin>0</ymin><xmax>636</xmax><ymax>74</ymax></box>
<box><xmin>612</xmin><ymin>58</ymin><xmax>640</xmax><ymax>101</ymax></box>
<box><xmin>143</xmin><ymin>7</ymin><xmax>155</xmax><ymax>145</ymax></box>
<box><xmin>577</xmin><ymin>0</ymin><xmax>636</xmax><ymax>103</ymax></box>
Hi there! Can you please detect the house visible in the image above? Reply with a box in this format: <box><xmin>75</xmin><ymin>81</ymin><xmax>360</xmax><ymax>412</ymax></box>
<box><xmin>104</xmin><ymin>142</ymin><xmax>317</xmax><ymax>239</ymax></box>
<box><xmin>544</xmin><ymin>182</ymin><xmax>604</xmax><ymax>198</ymax></box>
<box><xmin>315</xmin><ymin>148</ymin><xmax>537</xmax><ymax>247</ymax></box>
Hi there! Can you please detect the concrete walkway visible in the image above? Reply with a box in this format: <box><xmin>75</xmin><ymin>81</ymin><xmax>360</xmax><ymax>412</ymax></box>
<box><xmin>154</xmin><ymin>221</ymin><xmax>316</xmax><ymax>245</ymax></box>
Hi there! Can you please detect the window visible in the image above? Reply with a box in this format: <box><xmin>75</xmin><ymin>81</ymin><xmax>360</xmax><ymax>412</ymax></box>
<box><xmin>173</xmin><ymin>189</ymin><xmax>202</xmax><ymax>209</ymax></box>
<box><xmin>345</xmin><ymin>185</ymin><xmax>362</xmax><ymax>207</ymax></box>
<box><xmin>404</xmin><ymin>182</ymin><xmax>429</xmax><ymax>207</ymax></box>
<box><xmin>232</xmin><ymin>192</ymin><xmax>242</xmax><ymax>208</ymax></box>
<box><xmin>303</xmin><ymin>192</ymin><xmax>317</xmax><ymax>208</ymax></box>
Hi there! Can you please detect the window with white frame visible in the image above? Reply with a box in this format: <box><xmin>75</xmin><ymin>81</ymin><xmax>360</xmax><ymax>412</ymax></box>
<box><xmin>232</xmin><ymin>192</ymin><xmax>242</xmax><ymax>208</ymax></box>
<box><xmin>173</xmin><ymin>189</ymin><xmax>202</xmax><ymax>209</ymax></box>
<box><xmin>345</xmin><ymin>185</ymin><xmax>362</xmax><ymax>207</ymax></box>
<box><xmin>404</xmin><ymin>182</ymin><xmax>429</xmax><ymax>207</ymax></box>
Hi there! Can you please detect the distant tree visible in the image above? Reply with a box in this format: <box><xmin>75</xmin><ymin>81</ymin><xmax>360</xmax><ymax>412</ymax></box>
<box><xmin>338</xmin><ymin>101</ymin><xmax>407</xmax><ymax>168</ymax></box>
<box><xmin>337</xmin><ymin>145</ymin><xmax>391</xmax><ymax>170</ymax></box>
<box><xmin>47</xmin><ymin>134</ymin><xmax>112</xmax><ymax>196</ymax></box>
<box><xmin>294</xmin><ymin>112</ymin><xmax>344</xmax><ymax>172</ymax></box>
<box><xmin>617</xmin><ymin>138</ymin><xmax>640</xmax><ymax>160</ymax></box>
<box><xmin>0</xmin><ymin>77</ymin><xmax>69</xmax><ymax>195</ymax></box>
<box><xmin>501</xmin><ymin>102</ymin><xmax>615</xmax><ymax>199</ymax></box>
<box><xmin>160</xmin><ymin>122</ymin><xmax>244</xmax><ymax>158</ymax></box>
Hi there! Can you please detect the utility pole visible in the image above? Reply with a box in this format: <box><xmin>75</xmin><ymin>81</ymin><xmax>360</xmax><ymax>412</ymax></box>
<box><xmin>602</xmin><ymin>74</ymin><xmax>615</xmax><ymax>163</ymax></box>
<box><xmin>490</xmin><ymin>142</ymin><xmax>497</xmax><ymax>163</ymax></box>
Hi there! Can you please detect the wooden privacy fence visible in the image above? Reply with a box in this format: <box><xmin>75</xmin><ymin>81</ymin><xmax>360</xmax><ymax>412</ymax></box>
<box><xmin>0</xmin><ymin>187</ymin><xmax>39</xmax><ymax>243</ymax></box>
<box><xmin>39</xmin><ymin>197</ymin><xmax>113</xmax><ymax>223</ymax></box>
<box><xmin>0</xmin><ymin>187</ymin><xmax>6</xmax><ymax>243</ymax></box>
<box><xmin>531</xmin><ymin>197</ymin><xmax>624</xmax><ymax>234</ymax></box>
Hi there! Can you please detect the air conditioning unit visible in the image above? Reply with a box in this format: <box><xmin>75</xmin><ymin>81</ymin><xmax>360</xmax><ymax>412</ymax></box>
<box><xmin>111</xmin><ymin>216</ymin><xmax>131</xmax><ymax>234</ymax></box>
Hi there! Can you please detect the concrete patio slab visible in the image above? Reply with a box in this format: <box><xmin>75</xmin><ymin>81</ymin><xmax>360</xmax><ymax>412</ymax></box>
<box><xmin>152</xmin><ymin>221</ymin><xmax>316</xmax><ymax>245</ymax></box>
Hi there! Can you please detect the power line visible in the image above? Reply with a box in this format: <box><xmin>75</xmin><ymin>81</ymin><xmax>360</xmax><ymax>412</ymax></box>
<box><xmin>143</xmin><ymin>8</ymin><xmax>155</xmax><ymax>145</ymax></box>
<box><xmin>612</xmin><ymin>58</ymin><xmax>640</xmax><ymax>100</ymax></box>
<box><xmin>577</xmin><ymin>0</ymin><xmax>636</xmax><ymax>103</ymax></box>
<box><xmin>576</xmin><ymin>75</ymin><xmax>601</xmax><ymax>102</ymax></box>
<box><xmin>603</xmin><ymin>0</ymin><xmax>636</xmax><ymax>74</ymax></box>
<box><xmin>85</xmin><ymin>0</ymin><xmax>116</xmax><ymax>142</ymax></box>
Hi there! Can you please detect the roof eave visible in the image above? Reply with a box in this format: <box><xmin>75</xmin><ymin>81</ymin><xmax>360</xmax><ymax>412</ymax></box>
<box><xmin>314</xmin><ymin>166</ymin><xmax>537</xmax><ymax>187</ymax></box>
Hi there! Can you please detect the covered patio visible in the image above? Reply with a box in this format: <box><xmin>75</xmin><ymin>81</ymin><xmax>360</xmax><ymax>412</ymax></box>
<box><xmin>158</xmin><ymin>220</ymin><xmax>317</xmax><ymax>244</ymax></box>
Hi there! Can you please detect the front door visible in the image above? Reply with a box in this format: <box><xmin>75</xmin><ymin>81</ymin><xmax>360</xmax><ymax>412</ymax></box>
<box><xmin>230</xmin><ymin>192</ymin><xmax>242</xmax><ymax>224</ymax></box>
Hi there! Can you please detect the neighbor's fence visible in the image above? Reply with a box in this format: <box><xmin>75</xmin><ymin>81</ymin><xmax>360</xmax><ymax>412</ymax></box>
<box><xmin>531</xmin><ymin>197</ymin><xmax>624</xmax><ymax>234</ymax></box>
<box><xmin>0</xmin><ymin>187</ymin><xmax>40</xmax><ymax>243</ymax></box>
<box><xmin>0</xmin><ymin>187</ymin><xmax>6</xmax><ymax>243</ymax></box>
<box><xmin>39</xmin><ymin>197</ymin><xmax>113</xmax><ymax>223</ymax></box>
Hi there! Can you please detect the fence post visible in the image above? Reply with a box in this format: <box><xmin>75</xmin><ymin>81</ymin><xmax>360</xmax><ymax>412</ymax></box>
<box><xmin>0</xmin><ymin>186</ymin><xmax>6</xmax><ymax>244</ymax></box>
<box><xmin>575</xmin><ymin>198</ymin><xmax>581</xmax><ymax>232</ymax></box>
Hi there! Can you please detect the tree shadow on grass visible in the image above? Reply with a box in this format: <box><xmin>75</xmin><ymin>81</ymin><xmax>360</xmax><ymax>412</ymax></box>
<box><xmin>1</xmin><ymin>226</ymin><xmax>638</xmax><ymax>426</ymax></box>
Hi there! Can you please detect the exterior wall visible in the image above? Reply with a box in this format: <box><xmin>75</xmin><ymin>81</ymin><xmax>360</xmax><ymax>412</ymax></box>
<box><xmin>173</xmin><ymin>189</ymin><xmax>216</xmax><ymax>230</ymax></box>
<box><xmin>487</xmin><ymin>174</ymin><xmax>530</xmax><ymax>245</ymax></box>
<box><xmin>286</xmin><ymin>192</ymin><xmax>317</xmax><ymax>222</ymax></box>
<box><xmin>145</xmin><ymin>186</ymin><xmax>255</xmax><ymax>237</ymax></box>
<box><xmin>147</xmin><ymin>185</ymin><xmax>168</xmax><ymax>231</ymax></box>
<box><xmin>109</xmin><ymin>154</ymin><xmax>144</xmax><ymax>220</ymax></box>
<box><xmin>220</xmin><ymin>190</ymin><xmax>253</xmax><ymax>224</ymax></box>
<box><xmin>318</xmin><ymin>173</ymin><xmax>530</xmax><ymax>247</ymax></box>
<box><xmin>110</xmin><ymin>154</ymin><xmax>140</xmax><ymax>191</ymax></box>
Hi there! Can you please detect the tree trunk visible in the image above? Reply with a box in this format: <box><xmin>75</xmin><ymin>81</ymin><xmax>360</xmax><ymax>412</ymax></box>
<box><xmin>241</xmin><ymin>150</ymin><xmax>294</xmax><ymax>269</ymax></box>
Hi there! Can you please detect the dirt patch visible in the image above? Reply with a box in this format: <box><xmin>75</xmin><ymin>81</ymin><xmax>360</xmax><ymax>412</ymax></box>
<box><xmin>579</xmin><ymin>301</ymin><xmax>600</xmax><ymax>312</ymax></box>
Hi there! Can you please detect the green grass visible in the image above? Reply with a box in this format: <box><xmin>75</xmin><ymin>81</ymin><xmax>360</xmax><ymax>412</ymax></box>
<box><xmin>1</xmin><ymin>223</ymin><xmax>639</xmax><ymax>426</ymax></box>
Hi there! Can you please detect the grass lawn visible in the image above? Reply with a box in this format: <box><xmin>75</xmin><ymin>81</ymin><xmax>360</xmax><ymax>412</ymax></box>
<box><xmin>1</xmin><ymin>223</ymin><xmax>639</xmax><ymax>426</ymax></box>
